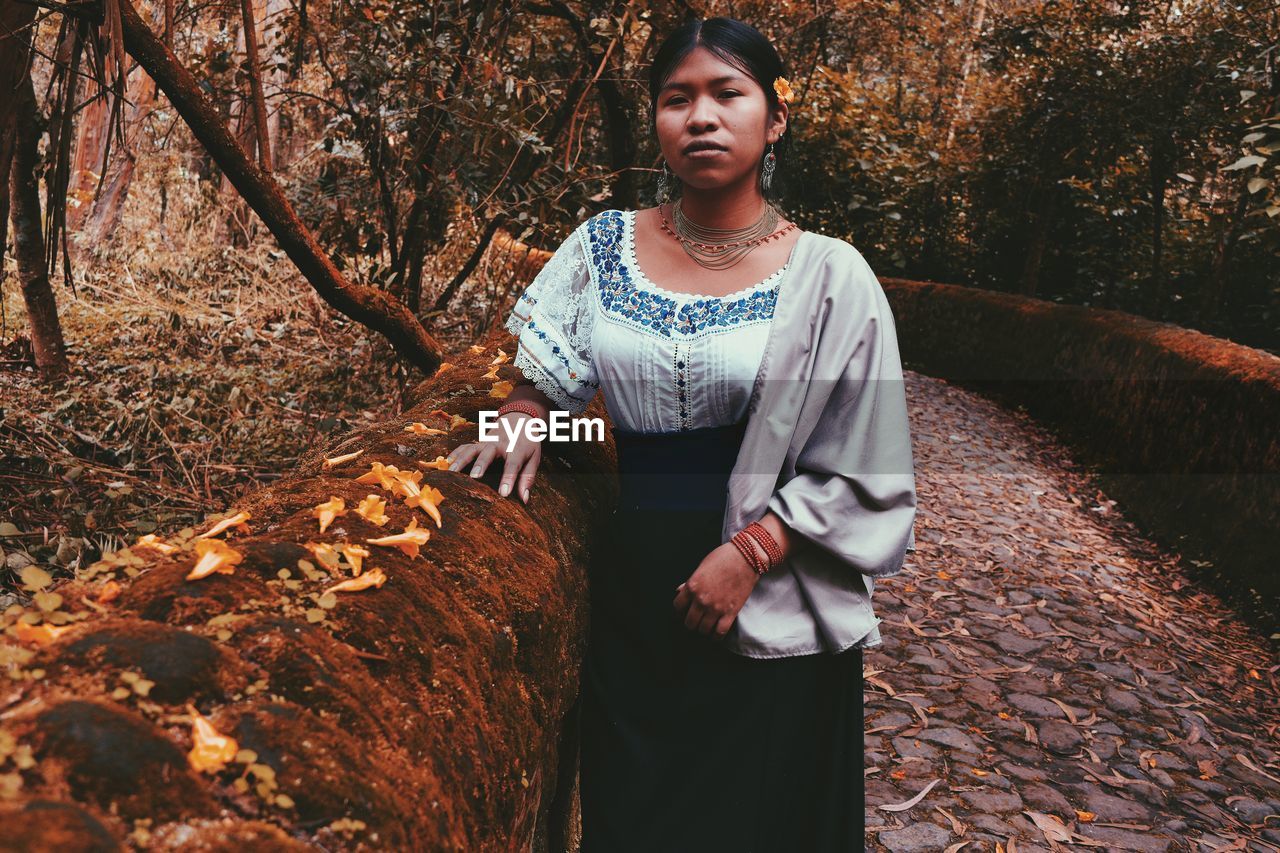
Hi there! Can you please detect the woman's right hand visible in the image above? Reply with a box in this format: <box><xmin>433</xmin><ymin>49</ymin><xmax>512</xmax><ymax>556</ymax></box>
<box><xmin>446</xmin><ymin>413</ymin><xmax>544</xmax><ymax>504</ymax></box>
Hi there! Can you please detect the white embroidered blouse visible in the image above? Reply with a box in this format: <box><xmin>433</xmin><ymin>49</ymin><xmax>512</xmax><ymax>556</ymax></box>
<box><xmin>505</xmin><ymin>208</ymin><xmax>918</xmax><ymax>659</ymax></box>
<box><xmin>504</xmin><ymin>209</ymin><xmax>792</xmax><ymax>432</ymax></box>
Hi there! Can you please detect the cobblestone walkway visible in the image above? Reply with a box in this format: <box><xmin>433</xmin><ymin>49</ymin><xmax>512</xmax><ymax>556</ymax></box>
<box><xmin>865</xmin><ymin>374</ymin><xmax>1280</xmax><ymax>852</ymax></box>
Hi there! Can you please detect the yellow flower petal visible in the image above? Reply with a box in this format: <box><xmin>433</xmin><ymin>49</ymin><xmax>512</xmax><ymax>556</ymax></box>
<box><xmin>355</xmin><ymin>494</ymin><xmax>390</xmax><ymax>526</ymax></box>
<box><xmin>196</xmin><ymin>510</ymin><xmax>251</xmax><ymax>540</ymax></box>
<box><xmin>468</xmin><ymin>344</ymin><xmax>486</xmax><ymax>354</ymax></box>
<box><xmin>490</xmin><ymin>380</ymin><xmax>514</xmax><ymax>398</ymax></box>
<box><xmin>481</xmin><ymin>366</ymin><xmax>501</xmax><ymax>380</ymax></box>
<box><xmin>312</xmin><ymin>497</ymin><xmax>347</xmax><ymax>534</ymax></box>
<box><xmin>449</xmin><ymin>414</ymin><xmax>475</xmax><ymax>431</ymax></box>
<box><xmin>418</xmin><ymin>456</ymin><xmax>452</xmax><ymax>471</ymax></box>
<box><xmin>187</xmin><ymin>539</ymin><xmax>244</xmax><ymax>581</ymax></box>
<box><xmin>323</xmin><ymin>567</ymin><xmax>388</xmax><ymax>594</ymax></box>
<box><xmin>187</xmin><ymin>704</ymin><xmax>239</xmax><ymax>773</ymax></box>
<box><xmin>489</xmin><ymin>349</ymin><xmax>511</xmax><ymax>365</ymax></box>
<box><xmin>321</xmin><ymin>449</ymin><xmax>365</xmax><ymax>470</ymax></box>
<box><xmin>366</xmin><ymin>518</ymin><xmax>431</xmax><ymax>559</ymax></box>
<box><xmin>434</xmin><ymin>361</ymin><xmax>454</xmax><ymax>375</ymax></box>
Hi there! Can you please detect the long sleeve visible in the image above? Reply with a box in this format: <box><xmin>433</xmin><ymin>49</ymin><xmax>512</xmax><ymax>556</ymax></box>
<box><xmin>765</xmin><ymin>266</ymin><xmax>917</xmax><ymax>578</ymax></box>
<box><xmin>504</xmin><ymin>223</ymin><xmax>600</xmax><ymax>415</ymax></box>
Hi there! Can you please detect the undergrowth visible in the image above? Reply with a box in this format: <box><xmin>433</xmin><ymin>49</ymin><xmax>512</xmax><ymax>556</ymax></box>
<box><xmin>0</xmin><ymin>237</ymin><xmax>488</xmax><ymax>601</ymax></box>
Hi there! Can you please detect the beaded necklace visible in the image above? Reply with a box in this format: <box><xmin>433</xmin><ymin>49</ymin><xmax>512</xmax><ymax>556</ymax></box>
<box><xmin>658</xmin><ymin>200</ymin><xmax>798</xmax><ymax>271</ymax></box>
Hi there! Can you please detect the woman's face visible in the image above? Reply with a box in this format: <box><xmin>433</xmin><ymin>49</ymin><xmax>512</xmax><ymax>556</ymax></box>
<box><xmin>653</xmin><ymin>46</ymin><xmax>788</xmax><ymax>192</ymax></box>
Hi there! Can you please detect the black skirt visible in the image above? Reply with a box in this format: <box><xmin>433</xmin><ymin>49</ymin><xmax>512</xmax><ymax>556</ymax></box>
<box><xmin>579</xmin><ymin>421</ymin><xmax>864</xmax><ymax>853</ymax></box>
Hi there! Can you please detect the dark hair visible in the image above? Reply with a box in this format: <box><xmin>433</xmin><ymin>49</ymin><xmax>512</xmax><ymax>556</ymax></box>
<box><xmin>647</xmin><ymin>17</ymin><xmax>792</xmax><ymax>201</ymax></box>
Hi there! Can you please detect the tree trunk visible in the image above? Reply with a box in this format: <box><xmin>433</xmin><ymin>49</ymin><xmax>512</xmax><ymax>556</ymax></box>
<box><xmin>115</xmin><ymin>0</ymin><xmax>445</xmax><ymax>374</ymax></box>
<box><xmin>1149</xmin><ymin>133</ymin><xmax>1173</xmax><ymax>293</ymax></box>
<box><xmin>944</xmin><ymin>0</ymin><xmax>987</xmax><ymax>151</ymax></box>
<box><xmin>0</xmin><ymin>0</ymin><xmax>37</xmax><ymax>262</ymax></box>
<box><xmin>68</xmin><ymin>59</ymin><xmax>158</xmax><ymax>243</ymax></box>
<box><xmin>1020</xmin><ymin>178</ymin><xmax>1055</xmax><ymax>298</ymax></box>
<box><xmin>10</xmin><ymin>74</ymin><xmax>70</xmax><ymax>380</ymax></box>
<box><xmin>0</xmin><ymin>330</ymin><xmax>613</xmax><ymax>849</ymax></box>
<box><xmin>239</xmin><ymin>0</ymin><xmax>272</xmax><ymax>172</ymax></box>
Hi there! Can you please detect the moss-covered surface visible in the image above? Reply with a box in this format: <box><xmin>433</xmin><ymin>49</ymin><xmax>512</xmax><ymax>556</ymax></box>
<box><xmin>0</xmin><ymin>329</ymin><xmax>616</xmax><ymax>850</ymax></box>
<box><xmin>884</xmin><ymin>279</ymin><xmax>1280</xmax><ymax>612</ymax></box>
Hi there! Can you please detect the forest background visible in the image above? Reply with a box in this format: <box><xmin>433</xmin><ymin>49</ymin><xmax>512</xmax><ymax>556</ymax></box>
<box><xmin>1</xmin><ymin>0</ymin><xmax>1277</xmax><ymax>597</ymax></box>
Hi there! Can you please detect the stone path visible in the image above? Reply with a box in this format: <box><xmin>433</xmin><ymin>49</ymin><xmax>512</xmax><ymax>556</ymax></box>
<box><xmin>864</xmin><ymin>373</ymin><xmax>1280</xmax><ymax>852</ymax></box>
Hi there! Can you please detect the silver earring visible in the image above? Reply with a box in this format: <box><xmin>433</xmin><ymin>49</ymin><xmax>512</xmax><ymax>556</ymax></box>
<box><xmin>760</xmin><ymin>143</ymin><xmax>777</xmax><ymax>194</ymax></box>
<box><xmin>657</xmin><ymin>160</ymin><xmax>673</xmax><ymax>203</ymax></box>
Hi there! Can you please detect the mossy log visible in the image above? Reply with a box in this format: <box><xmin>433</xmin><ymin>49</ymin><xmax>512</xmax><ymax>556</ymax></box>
<box><xmin>0</xmin><ymin>330</ymin><xmax>615</xmax><ymax>851</ymax></box>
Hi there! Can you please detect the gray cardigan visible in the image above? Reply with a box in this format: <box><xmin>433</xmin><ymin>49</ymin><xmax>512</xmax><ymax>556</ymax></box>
<box><xmin>721</xmin><ymin>230</ymin><xmax>917</xmax><ymax>659</ymax></box>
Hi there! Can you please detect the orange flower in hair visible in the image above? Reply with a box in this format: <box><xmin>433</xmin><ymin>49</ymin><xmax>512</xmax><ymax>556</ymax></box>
<box><xmin>773</xmin><ymin>76</ymin><xmax>795</xmax><ymax>104</ymax></box>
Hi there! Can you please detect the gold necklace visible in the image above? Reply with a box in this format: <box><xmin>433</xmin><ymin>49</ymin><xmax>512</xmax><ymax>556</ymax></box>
<box><xmin>658</xmin><ymin>200</ymin><xmax>798</xmax><ymax>271</ymax></box>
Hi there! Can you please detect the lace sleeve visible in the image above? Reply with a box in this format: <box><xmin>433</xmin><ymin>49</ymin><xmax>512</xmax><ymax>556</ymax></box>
<box><xmin>503</xmin><ymin>223</ymin><xmax>599</xmax><ymax>415</ymax></box>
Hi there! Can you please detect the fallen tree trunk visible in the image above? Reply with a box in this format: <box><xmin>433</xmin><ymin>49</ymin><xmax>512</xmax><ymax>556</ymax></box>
<box><xmin>0</xmin><ymin>331</ymin><xmax>615</xmax><ymax>851</ymax></box>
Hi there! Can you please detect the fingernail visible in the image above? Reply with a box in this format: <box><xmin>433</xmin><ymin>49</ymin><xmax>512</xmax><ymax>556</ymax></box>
<box><xmin>522</xmin><ymin>489</ymin><xmax>530</xmax><ymax>502</ymax></box>
<box><xmin>471</xmin><ymin>467</ymin><xmax>481</xmax><ymax>477</ymax></box>
<box><xmin>499</xmin><ymin>483</ymin><xmax>510</xmax><ymax>496</ymax></box>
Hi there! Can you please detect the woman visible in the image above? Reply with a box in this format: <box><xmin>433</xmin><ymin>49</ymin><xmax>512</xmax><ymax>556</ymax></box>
<box><xmin>447</xmin><ymin>17</ymin><xmax>916</xmax><ymax>853</ymax></box>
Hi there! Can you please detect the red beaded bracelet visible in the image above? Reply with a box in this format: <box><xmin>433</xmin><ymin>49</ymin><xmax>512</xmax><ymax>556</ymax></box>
<box><xmin>496</xmin><ymin>399</ymin><xmax>546</xmax><ymax>421</ymax></box>
<box><xmin>743</xmin><ymin>522</ymin><xmax>784</xmax><ymax>568</ymax></box>
<box><xmin>731</xmin><ymin>532</ymin><xmax>768</xmax><ymax>575</ymax></box>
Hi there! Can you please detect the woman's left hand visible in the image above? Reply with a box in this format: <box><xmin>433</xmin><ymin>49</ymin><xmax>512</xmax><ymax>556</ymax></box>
<box><xmin>673</xmin><ymin>543</ymin><xmax>761</xmax><ymax>639</ymax></box>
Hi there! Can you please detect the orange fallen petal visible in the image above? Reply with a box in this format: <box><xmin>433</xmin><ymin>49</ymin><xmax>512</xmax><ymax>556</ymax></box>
<box><xmin>134</xmin><ymin>533</ymin><xmax>178</xmax><ymax>554</ymax></box>
<box><xmin>489</xmin><ymin>380</ymin><xmax>514</xmax><ymax>399</ymax></box>
<box><xmin>489</xmin><ymin>349</ymin><xmax>511</xmax><ymax>365</ymax></box>
<box><xmin>418</xmin><ymin>456</ymin><xmax>452</xmax><ymax>471</ymax></box>
<box><xmin>428</xmin><ymin>408</ymin><xmax>451</xmax><ymax>420</ymax></box>
<box><xmin>12</xmin><ymin>621</ymin><xmax>75</xmax><ymax>646</ymax></box>
<box><xmin>366</xmin><ymin>518</ymin><xmax>431</xmax><ymax>559</ymax></box>
<box><xmin>449</xmin><ymin>414</ymin><xmax>475</xmax><ymax>431</ymax></box>
<box><xmin>355</xmin><ymin>462</ymin><xmax>399</xmax><ymax>492</ymax></box>
<box><xmin>481</xmin><ymin>366</ymin><xmax>501</xmax><ymax>380</ymax></box>
<box><xmin>312</xmin><ymin>496</ymin><xmax>346</xmax><ymax>534</ymax></box>
<box><xmin>355</xmin><ymin>494</ymin><xmax>390</xmax><ymax>526</ymax></box>
<box><xmin>468</xmin><ymin>344</ymin><xmax>486</xmax><ymax>354</ymax></box>
<box><xmin>407</xmin><ymin>485</ymin><xmax>445</xmax><ymax>528</ymax></box>
<box><xmin>97</xmin><ymin>579</ymin><xmax>123</xmax><ymax>603</ymax></box>
<box><xmin>196</xmin><ymin>510</ymin><xmax>252</xmax><ymax>539</ymax></box>
<box><xmin>404</xmin><ymin>422</ymin><xmax>448</xmax><ymax>436</ymax></box>
<box><xmin>187</xmin><ymin>704</ymin><xmax>239</xmax><ymax>773</ymax></box>
<box><xmin>324</xmin><ymin>567</ymin><xmax>388</xmax><ymax>594</ymax></box>
<box><xmin>336</xmin><ymin>543</ymin><xmax>370</xmax><ymax>576</ymax></box>
<box><xmin>304</xmin><ymin>541</ymin><xmax>342</xmax><ymax>573</ymax></box>
<box><xmin>322</xmin><ymin>449</ymin><xmax>365</xmax><ymax>470</ymax></box>
<box><xmin>434</xmin><ymin>361</ymin><xmax>454</xmax><ymax>375</ymax></box>
<box><xmin>187</xmin><ymin>538</ymin><xmax>244</xmax><ymax>581</ymax></box>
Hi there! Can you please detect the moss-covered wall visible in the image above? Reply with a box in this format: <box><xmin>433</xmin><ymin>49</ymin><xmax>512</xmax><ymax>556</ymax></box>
<box><xmin>883</xmin><ymin>278</ymin><xmax>1279</xmax><ymax>605</ymax></box>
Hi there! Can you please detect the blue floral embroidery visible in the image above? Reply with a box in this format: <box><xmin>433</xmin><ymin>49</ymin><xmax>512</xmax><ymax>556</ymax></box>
<box><xmin>587</xmin><ymin>210</ymin><xmax>779</xmax><ymax>339</ymax></box>
<box><xmin>524</xmin><ymin>318</ymin><xmax>599</xmax><ymax>392</ymax></box>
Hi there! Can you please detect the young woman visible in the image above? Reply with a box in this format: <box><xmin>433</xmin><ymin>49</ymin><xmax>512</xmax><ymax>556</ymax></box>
<box><xmin>447</xmin><ymin>17</ymin><xmax>917</xmax><ymax>853</ymax></box>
